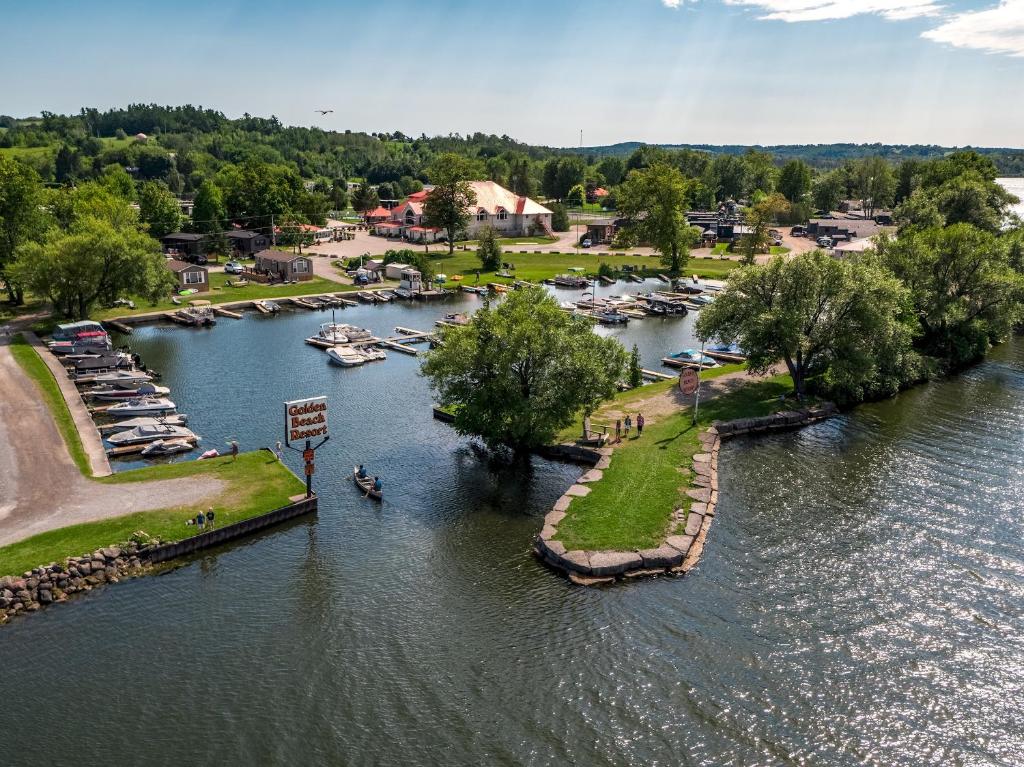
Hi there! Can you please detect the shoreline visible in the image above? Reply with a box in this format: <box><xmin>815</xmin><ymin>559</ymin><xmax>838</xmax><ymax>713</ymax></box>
<box><xmin>534</xmin><ymin>404</ymin><xmax>839</xmax><ymax>585</ymax></box>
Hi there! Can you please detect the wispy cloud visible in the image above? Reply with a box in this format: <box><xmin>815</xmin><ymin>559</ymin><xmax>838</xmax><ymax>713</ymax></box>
<box><xmin>923</xmin><ymin>1</ymin><xmax>1024</xmax><ymax>57</ymax></box>
<box><xmin>719</xmin><ymin>1</ymin><xmax>943</xmax><ymax>23</ymax></box>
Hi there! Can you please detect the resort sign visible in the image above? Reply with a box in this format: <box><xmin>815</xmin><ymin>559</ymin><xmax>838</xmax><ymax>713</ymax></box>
<box><xmin>679</xmin><ymin>368</ymin><xmax>699</xmax><ymax>396</ymax></box>
<box><xmin>284</xmin><ymin>396</ymin><xmax>329</xmax><ymax>446</ymax></box>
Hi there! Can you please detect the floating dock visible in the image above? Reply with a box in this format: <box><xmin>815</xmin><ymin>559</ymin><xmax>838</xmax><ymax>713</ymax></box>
<box><xmin>213</xmin><ymin>306</ymin><xmax>242</xmax><ymax>319</ymax></box>
<box><xmin>703</xmin><ymin>350</ymin><xmax>746</xmax><ymax>364</ymax></box>
<box><xmin>377</xmin><ymin>339</ymin><xmax>419</xmax><ymax>355</ymax></box>
<box><xmin>661</xmin><ymin>357</ymin><xmax>718</xmax><ymax>370</ymax></box>
<box><xmin>641</xmin><ymin>368</ymin><xmax>676</xmax><ymax>381</ymax></box>
<box><xmin>106</xmin><ymin>438</ymin><xmax>198</xmax><ymax>457</ymax></box>
<box><xmin>104</xmin><ymin>320</ymin><xmax>133</xmax><ymax>334</ymax></box>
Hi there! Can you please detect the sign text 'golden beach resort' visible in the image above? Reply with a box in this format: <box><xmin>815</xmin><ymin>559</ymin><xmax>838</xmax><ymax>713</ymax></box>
<box><xmin>284</xmin><ymin>396</ymin><xmax>329</xmax><ymax>445</ymax></box>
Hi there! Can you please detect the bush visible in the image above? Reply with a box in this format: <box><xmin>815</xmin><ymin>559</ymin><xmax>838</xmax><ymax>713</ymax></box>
<box><xmin>550</xmin><ymin>203</ymin><xmax>570</xmax><ymax>232</ymax></box>
<box><xmin>598</xmin><ymin>262</ymin><xmax>616</xmax><ymax>279</ymax></box>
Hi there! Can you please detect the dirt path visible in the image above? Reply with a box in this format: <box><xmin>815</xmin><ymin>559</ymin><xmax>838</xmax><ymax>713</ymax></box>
<box><xmin>0</xmin><ymin>339</ymin><xmax>225</xmax><ymax>549</ymax></box>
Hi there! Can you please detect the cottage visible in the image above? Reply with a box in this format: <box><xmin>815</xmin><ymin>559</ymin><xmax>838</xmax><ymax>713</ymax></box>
<box><xmin>585</xmin><ymin>217</ymin><xmax>618</xmax><ymax>245</ymax></box>
<box><xmin>833</xmin><ymin>237</ymin><xmax>877</xmax><ymax>259</ymax></box>
<box><xmin>254</xmin><ymin>250</ymin><xmax>314</xmax><ymax>282</ymax></box>
<box><xmin>806</xmin><ymin>218</ymin><xmax>883</xmax><ymax>242</ymax></box>
<box><xmin>161</xmin><ymin>232</ymin><xmax>207</xmax><ymax>260</ymax></box>
<box><xmin>165</xmin><ymin>258</ymin><xmax>208</xmax><ymax>290</ymax></box>
<box><xmin>227</xmin><ymin>230</ymin><xmax>271</xmax><ymax>255</ymax></box>
<box><xmin>364</xmin><ymin>206</ymin><xmax>392</xmax><ymax>224</ymax></box>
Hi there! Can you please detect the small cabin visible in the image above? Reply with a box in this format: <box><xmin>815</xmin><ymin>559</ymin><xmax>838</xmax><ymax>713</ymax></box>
<box><xmin>161</xmin><ymin>232</ymin><xmax>207</xmax><ymax>260</ymax></box>
<box><xmin>226</xmin><ymin>230</ymin><xmax>271</xmax><ymax>256</ymax></box>
<box><xmin>165</xmin><ymin>259</ymin><xmax>208</xmax><ymax>290</ymax></box>
<box><xmin>399</xmin><ymin>268</ymin><xmax>422</xmax><ymax>293</ymax></box>
<box><xmin>385</xmin><ymin>262</ymin><xmax>410</xmax><ymax>280</ymax></box>
<box><xmin>254</xmin><ymin>250</ymin><xmax>313</xmax><ymax>281</ymax></box>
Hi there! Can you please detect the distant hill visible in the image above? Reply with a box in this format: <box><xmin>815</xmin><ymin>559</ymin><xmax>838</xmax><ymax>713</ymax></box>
<box><xmin>571</xmin><ymin>142</ymin><xmax>1024</xmax><ymax>174</ymax></box>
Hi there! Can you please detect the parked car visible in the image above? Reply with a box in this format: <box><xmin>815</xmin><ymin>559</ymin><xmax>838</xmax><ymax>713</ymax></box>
<box><xmin>816</xmin><ymin>236</ymin><xmax>833</xmax><ymax>248</ymax></box>
<box><xmin>224</xmin><ymin>260</ymin><xmax>244</xmax><ymax>274</ymax></box>
<box><xmin>189</xmin><ymin>253</ymin><xmax>209</xmax><ymax>266</ymax></box>
<box><xmin>581</xmin><ymin>238</ymin><xmax>592</xmax><ymax>248</ymax></box>
<box><xmin>790</xmin><ymin>225</ymin><xmax>806</xmax><ymax>237</ymax></box>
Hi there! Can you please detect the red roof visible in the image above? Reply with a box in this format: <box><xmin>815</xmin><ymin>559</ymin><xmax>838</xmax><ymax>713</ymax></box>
<box><xmin>407</xmin><ymin>190</ymin><xmax>429</xmax><ymax>202</ymax></box>
<box><xmin>364</xmin><ymin>206</ymin><xmax>391</xmax><ymax>218</ymax></box>
<box><xmin>408</xmin><ymin>226</ymin><xmax>440</xmax><ymax>232</ymax></box>
<box><xmin>593</xmin><ymin>187</ymin><xmax>609</xmax><ymax>196</ymax></box>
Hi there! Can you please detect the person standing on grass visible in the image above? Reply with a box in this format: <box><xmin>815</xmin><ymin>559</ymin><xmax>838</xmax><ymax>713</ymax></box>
<box><xmin>275</xmin><ymin>440</ymin><xmax>284</xmax><ymax>461</ymax></box>
<box><xmin>230</xmin><ymin>440</ymin><xmax>239</xmax><ymax>461</ymax></box>
<box><xmin>637</xmin><ymin>412</ymin><xmax>645</xmax><ymax>437</ymax></box>
<box><xmin>207</xmin><ymin>508</ymin><xmax>215</xmax><ymax>529</ymax></box>
<box><xmin>196</xmin><ymin>510</ymin><xmax>205</xmax><ymax>530</ymax></box>
<box><xmin>624</xmin><ymin>414</ymin><xmax>632</xmax><ymax>438</ymax></box>
<box><xmin>615</xmin><ymin>418</ymin><xmax>622</xmax><ymax>442</ymax></box>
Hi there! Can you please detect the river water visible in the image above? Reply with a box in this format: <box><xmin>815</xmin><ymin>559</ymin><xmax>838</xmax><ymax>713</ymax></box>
<box><xmin>1</xmin><ymin>293</ymin><xmax>1022</xmax><ymax>766</ymax></box>
<box><xmin>997</xmin><ymin>177</ymin><xmax>1024</xmax><ymax>222</ymax></box>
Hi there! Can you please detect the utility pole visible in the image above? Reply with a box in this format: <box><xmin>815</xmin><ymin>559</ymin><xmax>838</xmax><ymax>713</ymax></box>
<box><xmin>270</xmin><ymin>213</ymin><xmax>276</xmax><ymax>246</ymax></box>
<box><xmin>692</xmin><ymin>341</ymin><xmax>706</xmax><ymax>426</ymax></box>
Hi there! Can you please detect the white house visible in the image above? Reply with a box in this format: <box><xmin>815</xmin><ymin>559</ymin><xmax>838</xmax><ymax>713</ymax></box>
<box><xmin>375</xmin><ymin>181</ymin><xmax>552</xmax><ymax>242</ymax></box>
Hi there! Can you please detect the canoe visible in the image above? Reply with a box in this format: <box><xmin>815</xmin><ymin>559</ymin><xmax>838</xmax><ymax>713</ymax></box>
<box><xmin>352</xmin><ymin>466</ymin><xmax>382</xmax><ymax>500</ymax></box>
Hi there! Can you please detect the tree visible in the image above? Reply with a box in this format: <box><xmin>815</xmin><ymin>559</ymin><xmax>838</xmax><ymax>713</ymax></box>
<box><xmin>506</xmin><ymin>155</ymin><xmax>534</xmax><ymax>197</ymax></box>
<box><xmin>743</xmin><ymin>150</ymin><xmax>779</xmax><ymax>197</ymax></box>
<box><xmin>422</xmin><ymin>286</ymin><xmax>627</xmax><ymax>453</ymax></box>
<box><xmin>567</xmin><ymin>183</ymin><xmax>586</xmax><ymax>208</ymax></box>
<box><xmin>812</xmin><ymin>171</ymin><xmax>845</xmax><ymax>213</ymax></box>
<box><xmin>541</xmin><ymin>156</ymin><xmax>585</xmax><ymax>200</ymax></box>
<box><xmin>707</xmin><ymin>154</ymin><xmax>747</xmax><ymax>201</ymax></box>
<box><xmin>351</xmin><ymin>184</ymin><xmax>379</xmax><ymax>213</ymax></box>
<box><xmin>550</xmin><ymin>202</ymin><xmax>570</xmax><ymax>232</ymax></box>
<box><xmin>138</xmin><ymin>181</ymin><xmax>182</xmax><ymax>238</ymax></box>
<box><xmin>424</xmin><ymin>153</ymin><xmax>477</xmax><ymax>254</ymax></box>
<box><xmin>628</xmin><ymin>344</ymin><xmax>642</xmax><ymax>388</ymax></box>
<box><xmin>191</xmin><ymin>179</ymin><xmax>226</xmax><ymax>234</ymax></box>
<box><xmin>476</xmin><ymin>225</ymin><xmax>502</xmax><ymax>272</ymax></box>
<box><xmin>875</xmin><ymin>224</ymin><xmax>1024</xmax><ymax>366</ymax></box>
<box><xmin>12</xmin><ymin>196</ymin><xmax>175</xmax><ymax>319</ymax></box>
<box><xmin>616</xmin><ymin>163</ymin><xmax>695</xmax><ymax>274</ymax></box>
<box><xmin>597</xmin><ymin>157</ymin><xmax>626</xmax><ymax>187</ymax></box>
<box><xmin>99</xmin><ymin>164</ymin><xmax>136</xmax><ymax>200</ymax></box>
<box><xmin>778</xmin><ymin>160</ymin><xmax>812</xmax><ymax>204</ymax></box>
<box><xmin>854</xmin><ymin>157</ymin><xmax>896</xmax><ymax>218</ymax></box>
<box><xmin>0</xmin><ymin>156</ymin><xmax>46</xmax><ymax>304</ymax></box>
<box><xmin>739</xmin><ymin>192</ymin><xmax>790</xmax><ymax>265</ymax></box>
<box><xmin>696</xmin><ymin>251</ymin><xmax>917</xmax><ymax>400</ymax></box>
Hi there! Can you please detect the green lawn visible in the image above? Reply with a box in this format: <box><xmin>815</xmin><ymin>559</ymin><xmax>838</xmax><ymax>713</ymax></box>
<box><xmin>555</xmin><ymin>374</ymin><xmax>796</xmax><ymax>551</ymax></box>
<box><xmin>1</xmin><ymin>336</ymin><xmax>306</xmax><ymax>575</ymax></box>
<box><xmin>711</xmin><ymin>243</ymin><xmax>790</xmax><ymax>256</ymax></box>
<box><xmin>0</xmin><ymin>145</ymin><xmax>54</xmax><ymax>161</ymax></box>
<box><xmin>91</xmin><ymin>274</ymin><xmax>350</xmax><ymax>321</ymax></box>
<box><xmin>431</xmin><ymin>252</ymin><xmax>737</xmax><ymax>287</ymax></box>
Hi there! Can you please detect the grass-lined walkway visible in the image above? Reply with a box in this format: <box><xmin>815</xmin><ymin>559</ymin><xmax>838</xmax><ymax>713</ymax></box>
<box><xmin>555</xmin><ymin>373</ymin><xmax>794</xmax><ymax>552</ymax></box>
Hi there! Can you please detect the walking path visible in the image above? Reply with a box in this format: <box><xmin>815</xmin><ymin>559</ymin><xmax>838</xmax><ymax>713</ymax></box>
<box><xmin>0</xmin><ymin>338</ymin><xmax>224</xmax><ymax>548</ymax></box>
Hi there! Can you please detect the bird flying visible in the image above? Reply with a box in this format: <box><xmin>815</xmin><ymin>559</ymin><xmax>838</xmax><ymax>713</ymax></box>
<box><xmin>315</xmin><ymin>109</ymin><xmax>334</xmax><ymax>115</ymax></box>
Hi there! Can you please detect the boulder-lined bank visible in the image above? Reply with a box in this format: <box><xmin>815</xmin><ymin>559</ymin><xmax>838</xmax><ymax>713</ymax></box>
<box><xmin>535</xmin><ymin>403</ymin><xmax>839</xmax><ymax>584</ymax></box>
<box><xmin>0</xmin><ymin>543</ymin><xmax>153</xmax><ymax>623</ymax></box>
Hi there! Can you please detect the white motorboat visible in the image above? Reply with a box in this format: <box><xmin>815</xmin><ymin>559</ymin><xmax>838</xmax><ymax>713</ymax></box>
<box><xmin>107</xmin><ymin>423</ymin><xmax>197</xmax><ymax>446</ymax></box>
<box><xmin>140</xmin><ymin>438</ymin><xmax>196</xmax><ymax>457</ymax></box>
<box><xmin>337</xmin><ymin>323</ymin><xmax>373</xmax><ymax>341</ymax></box>
<box><xmin>87</xmin><ymin>384</ymin><xmax>170</xmax><ymax>401</ymax></box>
<box><xmin>105</xmin><ymin>397</ymin><xmax>177</xmax><ymax>416</ymax></box>
<box><xmin>326</xmin><ymin>347</ymin><xmax>368</xmax><ymax>367</ymax></box>
<box><xmin>88</xmin><ymin>370</ymin><xmax>154</xmax><ymax>388</ymax></box>
<box><xmin>318</xmin><ymin>322</ymin><xmax>350</xmax><ymax>344</ymax></box>
<box><xmin>100</xmin><ymin>415</ymin><xmax>188</xmax><ymax>432</ymax></box>
<box><xmin>360</xmin><ymin>348</ymin><xmax>387</xmax><ymax>362</ymax></box>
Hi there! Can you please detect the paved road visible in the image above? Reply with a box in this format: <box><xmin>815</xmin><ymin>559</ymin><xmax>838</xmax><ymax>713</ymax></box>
<box><xmin>0</xmin><ymin>339</ymin><xmax>224</xmax><ymax>549</ymax></box>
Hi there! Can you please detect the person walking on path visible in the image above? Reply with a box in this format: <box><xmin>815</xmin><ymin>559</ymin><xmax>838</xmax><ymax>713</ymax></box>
<box><xmin>636</xmin><ymin>412</ymin><xmax>645</xmax><ymax>437</ymax></box>
<box><xmin>624</xmin><ymin>415</ymin><xmax>632</xmax><ymax>438</ymax></box>
<box><xmin>615</xmin><ymin>418</ymin><xmax>622</xmax><ymax>443</ymax></box>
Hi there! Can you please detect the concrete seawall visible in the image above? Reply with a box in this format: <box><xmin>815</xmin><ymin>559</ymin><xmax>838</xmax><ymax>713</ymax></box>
<box><xmin>535</xmin><ymin>403</ymin><xmax>839</xmax><ymax>585</ymax></box>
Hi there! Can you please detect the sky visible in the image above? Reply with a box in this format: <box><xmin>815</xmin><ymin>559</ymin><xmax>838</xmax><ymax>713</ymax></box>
<box><xmin>1</xmin><ymin>0</ymin><xmax>1023</xmax><ymax>147</ymax></box>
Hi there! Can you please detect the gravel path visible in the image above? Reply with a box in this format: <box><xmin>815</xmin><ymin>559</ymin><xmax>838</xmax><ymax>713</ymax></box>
<box><xmin>0</xmin><ymin>339</ymin><xmax>225</xmax><ymax>548</ymax></box>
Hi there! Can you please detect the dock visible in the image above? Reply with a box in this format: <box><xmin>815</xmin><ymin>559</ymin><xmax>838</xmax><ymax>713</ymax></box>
<box><xmin>704</xmin><ymin>350</ymin><xmax>746</xmax><ymax>364</ymax></box>
<box><xmin>213</xmin><ymin>306</ymin><xmax>242</xmax><ymax>319</ymax></box>
<box><xmin>104</xmin><ymin>320</ymin><xmax>133</xmax><ymax>334</ymax></box>
<box><xmin>291</xmin><ymin>297</ymin><xmax>319</xmax><ymax>310</ymax></box>
<box><xmin>377</xmin><ymin>339</ymin><xmax>419</xmax><ymax>355</ymax></box>
<box><xmin>252</xmin><ymin>300</ymin><xmax>271</xmax><ymax>314</ymax></box>
<box><xmin>165</xmin><ymin>312</ymin><xmax>194</xmax><ymax>326</ymax></box>
<box><xmin>106</xmin><ymin>438</ymin><xmax>198</xmax><ymax>457</ymax></box>
<box><xmin>641</xmin><ymin>368</ymin><xmax>676</xmax><ymax>381</ymax></box>
<box><xmin>661</xmin><ymin>357</ymin><xmax>718</xmax><ymax>370</ymax></box>
<box><xmin>304</xmin><ymin>335</ymin><xmax>381</xmax><ymax>350</ymax></box>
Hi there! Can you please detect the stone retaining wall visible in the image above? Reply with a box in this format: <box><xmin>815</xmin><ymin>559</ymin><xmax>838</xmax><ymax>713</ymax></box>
<box><xmin>534</xmin><ymin>403</ymin><xmax>839</xmax><ymax>586</ymax></box>
<box><xmin>0</xmin><ymin>495</ymin><xmax>318</xmax><ymax>626</ymax></box>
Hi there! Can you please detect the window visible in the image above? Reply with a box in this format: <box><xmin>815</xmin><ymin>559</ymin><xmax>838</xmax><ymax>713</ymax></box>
<box><xmin>405</xmin><ymin>211</ymin><xmax>416</xmax><ymax>225</ymax></box>
<box><xmin>183</xmin><ymin>270</ymin><xmax>205</xmax><ymax>285</ymax></box>
<box><xmin>476</xmin><ymin>209</ymin><xmax>488</xmax><ymax>221</ymax></box>
<box><xmin>293</xmin><ymin>259</ymin><xmax>309</xmax><ymax>273</ymax></box>
<box><xmin>496</xmin><ymin>207</ymin><xmax>508</xmax><ymax>221</ymax></box>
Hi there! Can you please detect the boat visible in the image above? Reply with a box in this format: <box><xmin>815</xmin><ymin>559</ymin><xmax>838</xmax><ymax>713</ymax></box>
<box><xmin>690</xmin><ymin>294</ymin><xmax>715</xmax><ymax>306</ymax></box>
<box><xmin>100</xmin><ymin>415</ymin><xmax>188</xmax><ymax>432</ymax></box>
<box><xmin>378</xmin><ymin>291</ymin><xmax>397</xmax><ymax>301</ymax></box>
<box><xmin>318</xmin><ymin>322</ymin><xmax>350</xmax><ymax>344</ymax></box>
<box><xmin>254</xmin><ymin>299</ymin><xmax>281</xmax><ymax>314</ymax></box>
<box><xmin>353</xmin><ymin>466</ymin><xmax>382</xmax><ymax>500</ymax></box>
<box><xmin>104</xmin><ymin>397</ymin><xmax>177</xmax><ymax>416</ymax></box>
<box><xmin>326</xmin><ymin>347</ymin><xmax>367</xmax><ymax>367</ymax></box>
<box><xmin>356</xmin><ymin>291</ymin><xmax>378</xmax><ymax>303</ymax></box>
<box><xmin>393</xmin><ymin>288</ymin><xmax>414</xmax><ymax>299</ymax></box>
<box><xmin>461</xmin><ymin>285</ymin><xmax>486</xmax><ymax>294</ymax></box>
<box><xmin>554</xmin><ymin>274</ymin><xmax>590</xmax><ymax>289</ymax></box>
<box><xmin>374</xmin><ymin>292</ymin><xmax>392</xmax><ymax>302</ymax></box>
<box><xmin>487</xmin><ymin>283</ymin><xmax>509</xmax><ymax>293</ymax></box>
<box><xmin>86</xmin><ymin>383</ymin><xmax>171</xmax><ymax>400</ymax></box>
<box><xmin>174</xmin><ymin>307</ymin><xmax>217</xmax><ymax>327</ymax></box>
<box><xmin>708</xmin><ymin>342</ymin><xmax>743</xmax><ymax>355</ymax></box>
<box><xmin>671</xmin><ymin>279</ymin><xmax>703</xmax><ymax>294</ymax></box>
<box><xmin>360</xmin><ymin>348</ymin><xmax>387</xmax><ymax>362</ymax></box>
<box><xmin>107</xmin><ymin>423</ymin><xmax>197</xmax><ymax>446</ymax></box>
<box><xmin>669</xmin><ymin>349</ymin><xmax>718</xmax><ymax>366</ymax></box>
<box><xmin>559</xmin><ymin>301</ymin><xmax>578</xmax><ymax>311</ymax></box>
<box><xmin>442</xmin><ymin>313</ymin><xmax>470</xmax><ymax>326</ymax></box>
<box><xmin>140</xmin><ymin>438</ymin><xmax>196</xmax><ymax>457</ymax></box>
<box><xmin>337</xmin><ymin>323</ymin><xmax>373</xmax><ymax>341</ymax></box>
<box><xmin>86</xmin><ymin>370</ymin><xmax>154</xmax><ymax>388</ymax></box>
<box><xmin>595</xmin><ymin>310</ymin><xmax>629</xmax><ymax>325</ymax></box>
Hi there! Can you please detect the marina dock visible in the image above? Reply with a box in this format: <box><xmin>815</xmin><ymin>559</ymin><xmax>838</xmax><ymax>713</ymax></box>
<box><xmin>213</xmin><ymin>306</ymin><xmax>242</xmax><ymax>319</ymax></box>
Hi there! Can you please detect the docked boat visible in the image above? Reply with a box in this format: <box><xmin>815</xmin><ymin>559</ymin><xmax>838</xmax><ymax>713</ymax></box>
<box><xmin>326</xmin><ymin>347</ymin><xmax>368</xmax><ymax>367</ymax></box>
<box><xmin>254</xmin><ymin>299</ymin><xmax>281</xmax><ymax>314</ymax></box>
<box><xmin>318</xmin><ymin>322</ymin><xmax>350</xmax><ymax>344</ymax></box>
<box><xmin>107</xmin><ymin>423</ymin><xmax>197</xmax><ymax>446</ymax></box>
<box><xmin>487</xmin><ymin>283</ymin><xmax>509</xmax><ymax>293</ymax></box>
<box><xmin>708</xmin><ymin>342</ymin><xmax>743</xmax><ymax>355</ymax></box>
<box><xmin>559</xmin><ymin>301</ymin><xmax>578</xmax><ymax>311</ymax></box>
<box><xmin>104</xmin><ymin>397</ymin><xmax>177</xmax><ymax>416</ymax></box>
<box><xmin>554</xmin><ymin>274</ymin><xmax>590</xmax><ymax>288</ymax></box>
<box><xmin>690</xmin><ymin>294</ymin><xmax>715</xmax><ymax>306</ymax></box>
<box><xmin>595</xmin><ymin>310</ymin><xmax>629</xmax><ymax>325</ymax></box>
<box><xmin>337</xmin><ymin>323</ymin><xmax>373</xmax><ymax>342</ymax></box>
<box><xmin>442</xmin><ymin>313</ymin><xmax>470</xmax><ymax>326</ymax></box>
<box><xmin>100</xmin><ymin>415</ymin><xmax>188</xmax><ymax>432</ymax></box>
<box><xmin>461</xmin><ymin>285</ymin><xmax>486</xmax><ymax>294</ymax></box>
<box><xmin>140</xmin><ymin>438</ymin><xmax>196</xmax><ymax>457</ymax></box>
<box><xmin>87</xmin><ymin>383</ymin><xmax>171</xmax><ymax>401</ymax></box>
<box><xmin>360</xmin><ymin>348</ymin><xmax>387</xmax><ymax>362</ymax></box>
<box><xmin>48</xmin><ymin>330</ymin><xmax>113</xmax><ymax>355</ymax></box>
<box><xmin>352</xmin><ymin>467</ymin><xmax>382</xmax><ymax>500</ymax></box>
<box><xmin>356</xmin><ymin>291</ymin><xmax>378</xmax><ymax>303</ymax></box>
<box><xmin>174</xmin><ymin>306</ymin><xmax>217</xmax><ymax>327</ymax></box>
<box><xmin>393</xmin><ymin>287</ymin><xmax>415</xmax><ymax>299</ymax></box>
<box><xmin>86</xmin><ymin>370</ymin><xmax>154</xmax><ymax>388</ymax></box>
<box><xmin>668</xmin><ymin>349</ymin><xmax>718</xmax><ymax>367</ymax></box>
